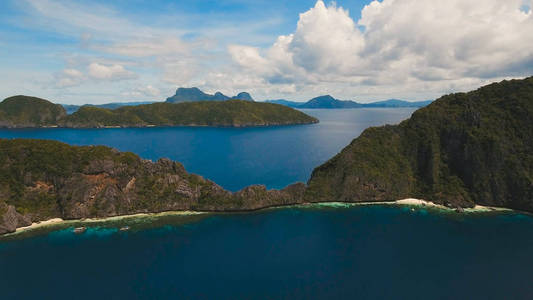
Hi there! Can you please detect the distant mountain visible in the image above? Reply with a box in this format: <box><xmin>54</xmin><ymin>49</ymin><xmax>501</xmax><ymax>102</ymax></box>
<box><xmin>299</xmin><ymin>95</ymin><xmax>362</xmax><ymax>109</ymax></box>
<box><xmin>166</xmin><ymin>87</ymin><xmax>254</xmax><ymax>103</ymax></box>
<box><xmin>362</xmin><ymin>99</ymin><xmax>433</xmax><ymax>108</ymax></box>
<box><xmin>265</xmin><ymin>96</ymin><xmax>432</xmax><ymax>109</ymax></box>
<box><xmin>62</xmin><ymin>102</ymin><xmax>157</xmax><ymax>114</ymax></box>
<box><xmin>264</xmin><ymin>99</ymin><xmax>303</xmax><ymax>108</ymax></box>
<box><xmin>233</xmin><ymin>92</ymin><xmax>253</xmax><ymax>101</ymax></box>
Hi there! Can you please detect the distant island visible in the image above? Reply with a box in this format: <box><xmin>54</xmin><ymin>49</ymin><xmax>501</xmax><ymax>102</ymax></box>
<box><xmin>266</xmin><ymin>95</ymin><xmax>432</xmax><ymax>109</ymax></box>
<box><xmin>0</xmin><ymin>96</ymin><xmax>318</xmax><ymax>128</ymax></box>
<box><xmin>166</xmin><ymin>87</ymin><xmax>254</xmax><ymax>103</ymax></box>
<box><xmin>1</xmin><ymin>76</ymin><xmax>532</xmax><ymax>235</ymax></box>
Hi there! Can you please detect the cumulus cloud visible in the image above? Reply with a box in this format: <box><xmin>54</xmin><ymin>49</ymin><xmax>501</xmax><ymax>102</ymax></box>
<box><xmin>230</xmin><ymin>0</ymin><xmax>533</xmax><ymax>100</ymax></box>
<box><xmin>87</xmin><ymin>63</ymin><xmax>137</xmax><ymax>81</ymax></box>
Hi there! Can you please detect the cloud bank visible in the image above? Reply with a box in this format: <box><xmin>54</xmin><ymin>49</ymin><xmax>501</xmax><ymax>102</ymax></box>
<box><xmin>230</xmin><ymin>0</ymin><xmax>533</xmax><ymax>100</ymax></box>
<box><xmin>2</xmin><ymin>0</ymin><xmax>533</xmax><ymax>103</ymax></box>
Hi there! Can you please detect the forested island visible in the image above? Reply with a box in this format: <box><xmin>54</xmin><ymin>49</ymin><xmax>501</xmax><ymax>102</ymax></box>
<box><xmin>0</xmin><ymin>96</ymin><xmax>318</xmax><ymax>128</ymax></box>
<box><xmin>1</xmin><ymin>77</ymin><xmax>532</xmax><ymax>234</ymax></box>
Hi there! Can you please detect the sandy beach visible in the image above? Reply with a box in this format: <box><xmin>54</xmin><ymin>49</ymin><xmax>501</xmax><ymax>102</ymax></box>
<box><xmin>394</xmin><ymin>198</ymin><xmax>511</xmax><ymax>212</ymax></box>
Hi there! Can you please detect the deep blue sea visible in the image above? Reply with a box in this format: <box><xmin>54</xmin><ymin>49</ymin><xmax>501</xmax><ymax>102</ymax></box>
<box><xmin>0</xmin><ymin>108</ymin><xmax>415</xmax><ymax>191</ymax></box>
<box><xmin>2</xmin><ymin>108</ymin><xmax>533</xmax><ymax>299</ymax></box>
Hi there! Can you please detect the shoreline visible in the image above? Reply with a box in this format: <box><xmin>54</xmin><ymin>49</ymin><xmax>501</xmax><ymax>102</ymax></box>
<box><xmin>8</xmin><ymin>211</ymin><xmax>204</xmax><ymax>237</ymax></box>
<box><xmin>4</xmin><ymin>199</ymin><xmax>514</xmax><ymax>237</ymax></box>
<box><xmin>295</xmin><ymin>198</ymin><xmax>512</xmax><ymax>213</ymax></box>
<box><xmin>0</xmin><ymin>120</ymin><xmax>319</xmax><ymax>130</ymax></box>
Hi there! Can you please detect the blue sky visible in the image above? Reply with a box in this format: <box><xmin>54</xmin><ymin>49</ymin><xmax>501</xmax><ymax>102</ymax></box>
<box><xmin>0</xmin><ymin>0</ymin><xmax>532</xmax><ymax>104</ymax></box>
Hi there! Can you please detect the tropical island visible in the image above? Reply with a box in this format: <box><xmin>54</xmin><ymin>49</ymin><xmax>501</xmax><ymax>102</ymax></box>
<box><xmin>1</xmin><ymin>76</ymin><xmax>532</xmax><ymax>235</ymax></box>
<box><xmin>0</xmin><ymin>95</ymin><xmax>318</xmax><ymax>128</ymax></box>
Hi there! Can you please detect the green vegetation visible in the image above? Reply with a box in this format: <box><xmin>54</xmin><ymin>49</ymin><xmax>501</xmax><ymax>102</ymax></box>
<box><xmin>0</xmin><ymin>95</ymin><xmax>66</xmax><ymax>127</ymax></box>
<box><xmin>0</xmin><ymin>96</ymin><xmax>318</xmax><ymax>128</ymax></box>
<box><xmin>307</xmin><ymin>77</ymin><xmax>533</xmax><ymax>211</ymax></box>
<box><xmin>62</xmin><ymin>100</ymin><xmax>318</xmax><ymax>127</ymax></box>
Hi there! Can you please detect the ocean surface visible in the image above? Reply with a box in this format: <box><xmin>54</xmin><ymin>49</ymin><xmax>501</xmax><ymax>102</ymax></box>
<box><xmin>2</xmin><ymin>108</ymin><xmax>533</xmax><ymax>299</ymax></box>
<box><xmin>0</xmin><ymin>108</ymin><xmax>416</xmax><ymax>191</ymax></box>
<box><xmin>1</xmin><ymin>205</ymin><xmax>533</xmax><ymax>299</ymax></box>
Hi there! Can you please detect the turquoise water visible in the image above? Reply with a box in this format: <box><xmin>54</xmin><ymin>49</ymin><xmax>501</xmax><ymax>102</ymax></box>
<box><xmin>2</xmin><ymin>108</ymin><xmax>533</xmax><ymax>299</ymax></box>
<box><xmin>1</xmin><ymin>206</ymin><xmax>533</xmax><ymax>299</ymax></box>
<box><xmin>0</xmin><ymin>108</ymin><xmax>416</xmax><ymax>191</ymax></box>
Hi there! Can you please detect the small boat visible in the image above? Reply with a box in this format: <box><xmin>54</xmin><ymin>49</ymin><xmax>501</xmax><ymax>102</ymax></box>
<box><xmin>119</xmin><ymin>226</ymin><xmax>130</xmax><ymax>231</ymax></box>
<box><xmin>73</xmin><ymin>226</ymin><xmax>87</xmax><ymax>234</ymax></box>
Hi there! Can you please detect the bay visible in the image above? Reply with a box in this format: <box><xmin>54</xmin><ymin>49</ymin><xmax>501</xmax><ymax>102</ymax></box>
<box><xmin>0</xmin><ymin>108</ymin><xmax>416</xmax><ymax>191</ymax></box>
<box><xmin>2</xmin><ymin>107</ymin><xmax>532</xmax><ymax>299</ymax></box>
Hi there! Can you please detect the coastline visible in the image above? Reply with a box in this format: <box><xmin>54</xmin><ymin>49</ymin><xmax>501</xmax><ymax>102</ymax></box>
<box><xmin>7</xmin><ymin>211</ymin><xmax>204</xmax><ymax>237</ymax></box>
<box><xmin>3</xmin><ymin>199</ymin><xmax>514</xmax><ymax>238</ymax></box>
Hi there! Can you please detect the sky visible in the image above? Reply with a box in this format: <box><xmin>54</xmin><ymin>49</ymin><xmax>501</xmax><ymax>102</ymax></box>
<box><xmin>0</xmin><ymin>0</ymin><xmax>532</xmax><ymax>104</ymax></box>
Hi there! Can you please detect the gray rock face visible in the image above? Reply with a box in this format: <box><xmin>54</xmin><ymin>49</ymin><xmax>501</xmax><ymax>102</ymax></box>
<box><xmin>0</xmin><ymin>204</ymin><xmax>32</xmax><ymax>235</ymax></box>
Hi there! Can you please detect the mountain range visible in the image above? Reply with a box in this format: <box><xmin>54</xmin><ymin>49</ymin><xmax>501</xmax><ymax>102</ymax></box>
<box><xmin>61</xmin><ymin>88</ymin><xmax>430</xmax><ymax>113</ymax></box>
<box><xmin>266</xmin><ymin>95</ymin><xmax>432</xmax><ymax>108</ymax></box>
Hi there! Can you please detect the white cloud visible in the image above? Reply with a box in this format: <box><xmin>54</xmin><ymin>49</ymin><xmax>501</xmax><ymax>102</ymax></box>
<box><xmin>53</xmin><ymin>63</ymin><xmax>137</xmax><ymax>89</ymax></box>
<box><xmin>8</xmin><ymin>0</ymin><xmax>533</xmax><ymax>103</ymax></box>
<box><xmin>230</xmin><ymin>0</ymin><xmax>533</xmax><ymax>100</ymax></box>
<box><xmin>87</xmin><ymin>63</ymin><xmax>137</xmax><ymax>81</ymax></box>
<box><xmin>55</xmin><ymin>68</ymin><xmax>84</xmax><ymax>88</ymax></box>
<box><xmin>122</xmin><ymin>85</ymin><xmax>161</xmax><ymax>98</ymax></box>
